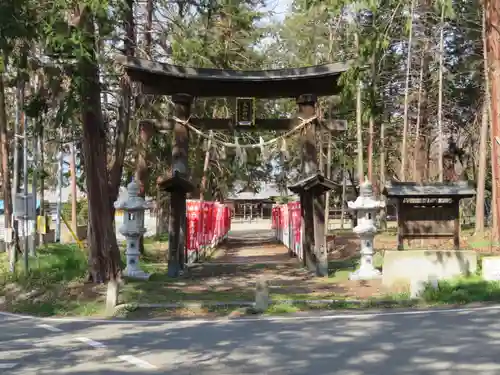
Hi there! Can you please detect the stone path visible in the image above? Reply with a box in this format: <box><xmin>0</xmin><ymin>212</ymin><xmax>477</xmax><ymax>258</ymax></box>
<box><xmin>180</xmin><ymin>221</ymin><xmax>385</xmax><ymax>300</ymax></box>
<box><xmin>212</xmin><ymin>224</ymin><xmax>293</xmax><ymax>265</ymax></box>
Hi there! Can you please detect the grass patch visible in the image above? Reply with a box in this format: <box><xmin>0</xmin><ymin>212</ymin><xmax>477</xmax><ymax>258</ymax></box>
<box><xmin>0</xmin><ymin>236</ymin><xmax>169</xmax><ymax>317</ymax></box>
<box><xmin>0</xmin><ymin>244</ymin><xmax>88</xmax><ymax>288</ymax></box>
<box><xmin>0</xmin><ymin>244</ymin><xmax>105</xmax><ymax>317</ymax></box>
<box><xmin>421</xmin><ymin>276</ymin><xmax>500</xmax><ymax>304</ymax></box>
<box><xmin>120</xmin><ymin>281</ymin><xmax>255</xmax><ymax>304</ymax></box>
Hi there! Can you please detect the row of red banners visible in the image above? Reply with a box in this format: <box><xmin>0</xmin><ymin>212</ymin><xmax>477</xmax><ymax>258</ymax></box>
<box><xmin>272</xmin><ymin>202</ymin><xmax>303</xmax><ymax>260</ymax></box>
<box><xmin>186</xmin><ymin>200</ymin><xmax>231</xmax><ymax>257</ymax></box>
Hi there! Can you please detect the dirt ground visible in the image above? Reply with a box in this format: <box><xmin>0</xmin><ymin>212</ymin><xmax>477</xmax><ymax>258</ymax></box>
<box><xmin>172</xmin><ymin>229</ymin><xmax>385</xmax><ymax>301</ymax></box>
<box><xmin>165</xmin><ymin>227</ymin><xmax>500</xmax><ymax>304</ymax></box>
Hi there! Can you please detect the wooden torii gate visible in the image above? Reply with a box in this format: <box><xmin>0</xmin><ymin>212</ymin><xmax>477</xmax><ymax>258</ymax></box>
<box><xmin>118</xmin><ymin>56</ymin><xmax>350</xmax><ymax>277</ymax></box>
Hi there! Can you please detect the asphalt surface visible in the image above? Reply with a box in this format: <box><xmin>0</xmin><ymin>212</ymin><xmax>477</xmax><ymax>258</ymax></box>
<box><xmin>2</xmin><ymin>306</ymin><xmax>500</xmax><ymax>374</ymax></box>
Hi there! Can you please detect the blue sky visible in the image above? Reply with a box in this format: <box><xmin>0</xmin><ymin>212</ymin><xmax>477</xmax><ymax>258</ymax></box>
<box><xmin>262</xmin><ymin>0</ymin><xmax>291</xmax><ymax>22</ymax></box>
<box><xmin>264</xmin><ymin>0</ymin><xmax>292</xmax><ymax>20</ymax></box>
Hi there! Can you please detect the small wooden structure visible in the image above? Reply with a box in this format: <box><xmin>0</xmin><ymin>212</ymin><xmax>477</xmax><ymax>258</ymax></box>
<box><xmin>383</xmin><ymin>181</ymin><xmax>475</xmax><ymax>250</ymax></box>
<box><xmin>226</xmin><ymin>184</ymin><xmax>283</xmax><ymax>220</ymax></box>
<box><xmin>289</xmin><ymin>173</ymin><xmax>336</xmax><ymax>274</ymax></box>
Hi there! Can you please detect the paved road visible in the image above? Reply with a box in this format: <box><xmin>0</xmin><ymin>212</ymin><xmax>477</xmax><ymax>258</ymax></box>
<box><xmin>2</xmin><ymin>306</ymin><xmax>500</xmax><ymax>374</ymax></box>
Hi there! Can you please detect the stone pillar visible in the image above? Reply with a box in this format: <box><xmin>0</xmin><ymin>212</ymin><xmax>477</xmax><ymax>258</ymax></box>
<box><xmin>114</xmin><ymin>180</ymin><xmax>150</xmax><ymax>280</ymax></box>
<box><xmin>167</xmin><ymin>94</ymin><xmax>192</xmax><ymax>277</ymax></box>
<box><xmin>348</xmin><ymin>180</ymin><xmax>385</xmax><ymax>280</ymax></box>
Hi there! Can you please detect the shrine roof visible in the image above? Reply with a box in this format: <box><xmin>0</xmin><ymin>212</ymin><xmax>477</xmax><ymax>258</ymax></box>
<box><xmin>116</xmin><ymin>56</ymin><xmax>350</xmax><ymax>98</ymax></box>
<box><xmin>289</xmin><ymin>173</ymin><xmax>336</xmax><ymax>194</ymax></box>
<box><xmin>383</xmin><ymin>181</ymin><xmax>476</xmax><ymax>198</ymax></box>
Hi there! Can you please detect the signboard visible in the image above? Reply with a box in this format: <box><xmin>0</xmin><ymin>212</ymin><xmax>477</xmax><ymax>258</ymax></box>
<box><xmin>236</xmin><ymin>97</ymin><xmax>255</xmax><ymax>127</ymax></box>
<box><xmin>14</xmin><ymin>193</ymin><xmax>36</xmax><ymax>220</ymax></box>
<box><xmin>399</xmin><ymin>204</ymin><xmax>457</xmax><ymax>237</ymax></box>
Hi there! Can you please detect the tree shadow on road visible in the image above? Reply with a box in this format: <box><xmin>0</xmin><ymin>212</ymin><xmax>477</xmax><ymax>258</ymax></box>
<box><xmin>3</xmin><ymin>305</ymin><xmax>500</xmax><ymax>374</ymax></box>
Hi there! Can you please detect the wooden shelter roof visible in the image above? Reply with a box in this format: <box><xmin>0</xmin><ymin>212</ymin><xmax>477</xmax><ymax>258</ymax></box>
<box><xmin>288</xmin><ymin>173</ymin><xmax>336</xmax><ymax>194</ymax></box>
<box><xmin>117</xmin><ymin>56</ymin><xmax>350</xmax><ymax>98</ymax></box>
<box><xmin>383</xmin><ymin>181</ymin><xmax>476</xmax><ymax>198</ymax></box>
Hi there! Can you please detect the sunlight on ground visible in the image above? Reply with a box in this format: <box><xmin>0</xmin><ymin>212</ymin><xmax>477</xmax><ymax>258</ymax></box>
<box><xmin>2</xmin><ymin>229</ymin><xmax>500</xmax><ymax>318</ymax></box>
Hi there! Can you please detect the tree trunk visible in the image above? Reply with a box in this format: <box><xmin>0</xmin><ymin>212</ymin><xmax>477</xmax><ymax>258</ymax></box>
<box><xmin>475</xmin><ymin>101</ymin><xmax>489</xmax><ymax>233</ymax></box>
<box><xmin>400</xmin><ymin>0</ymin><xmax>415</xmax><ymax>181</ymax></box>
<box><xmin>477</xmin><ymin>5</ymin><xmax>492</xmax><ymax>235</ymax></box>
<box><xmin>412</xmin><ymin>54</ymin><xmax>425</xmax><ymax>180</ymax></box>
<box><xmin>416</xmin><ymin>0</ymin><xmax>433</xmax><ymax>183</ymax></box>
<box><xmin>0</xmin><ymin>71</ymin><xmax>12</xmax><ymax>256</ymax></box>
<box><xmin>437</xmin><ymin>4</ymin><xmax>445</xmax><ymax>182</ymax></box>
<box><xmin>135</xmin><ymin>121</ymin><xmax>154</xmax><ymax>252</ymax></box>
<box><xmin>486</xmin><ymin>0</ymin><xmax>500</xmax><ymax>241</ymax></box>
<box><xmin>109</xmin><ymin>0</ymin><xmax>135</xmax><ymax>207</ymax></box>
<box><xmin>134</xmin><ymin>0</ymin><xmax>154</xmax><ymax>248</ymax></box>
<box><xmin>77</xmin><ymin>7</ymin><xmax>121</xmax><ymax>284</ymax></box>
<box><xmin>355</xmin><ymin>32</ymin><xmax>363</xmax><ymax>184</ymax></box>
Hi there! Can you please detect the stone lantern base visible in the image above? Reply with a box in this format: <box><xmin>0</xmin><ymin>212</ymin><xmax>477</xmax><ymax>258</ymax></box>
<box><xmin>349</xmin><ymin>266</ymin><xmax>381</xmax><ymax>281</ymax></box>
<box><xmin>349</xmin><ymin>231</ymin><xmax>382</xmax><ymax>280</ymax></box>
<box><xmin>124</xmin><ymin>237</ymin><xmax>151</xmax><ymax>280</ymax></box>
<box><xmin>124</xmin><ymin>267</ymin><xmax>151</xmax><ymax>280</ymax></box>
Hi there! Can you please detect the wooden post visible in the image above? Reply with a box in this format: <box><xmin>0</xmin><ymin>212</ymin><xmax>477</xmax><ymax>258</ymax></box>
<box><xmin>297</xmin><ymin>94</ymin><xmax>319</xmax><ymax>272</ymax></box>
<box><xmin>324</xmin><ymin>132</ymin><xmax>332</xmax><ymax>239</ymax></box>
<box><xmin>453</xmin><ymin>199</ymin><xmax>460</xmax><ymax>250</ymax></box>
<box><xmin>167</xmin><ymin>94</ymin><xmax>192</xmax><ymax>277</ymax></box>
<box><xmin>397</xmin><ymin>199</ymin><xmax>404</xmax><ymax>250</ymax></box>
<box><xmin>300</xmin><ymin>193</ymin><xmax>314</xmax><ymax>269</ymax></box>
<box><xmin>298</xmin><ymin>94</ymin><xmax>318</xmax><ymax>176</ymax></box>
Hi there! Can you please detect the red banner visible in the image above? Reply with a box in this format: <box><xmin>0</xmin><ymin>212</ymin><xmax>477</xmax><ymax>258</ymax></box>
<box><xmin>186</xmin><ymin>200</ymin><xmax>201</xmax><ymax>253</ymax></box>
<box><xmin>185</xmin><ymin>200</ymin><xmax>231</xmax><ymax>261</ymax></box>
<box><xmin>274</xmin><ymin>201</ymin><xmax>302</xmax><ymax>259</ymax></box>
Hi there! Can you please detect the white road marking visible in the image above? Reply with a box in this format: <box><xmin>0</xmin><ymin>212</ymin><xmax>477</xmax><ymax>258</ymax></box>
<box><xmin>118</xmin><ymin>355</ymin><xmax>157</xmax><ymax>370</ymax></box>
<box><xmin>37</xmin><ymin>324</ymin><xmax>63</xmax><ymax>332</ymax></box>
<box><xmin>75</xmin><ymin>337</ymin><xmax>106</xmax><ymax>349</ymax></box>
<box><xmin>1</xmin><ymin>304</ymin><xmax>500</xmax><ymax>324</ymax></box>
<box><xmin>0</xmin><ymin>363</ymin><xmax>19</xmax><ymax>369</ymax></box>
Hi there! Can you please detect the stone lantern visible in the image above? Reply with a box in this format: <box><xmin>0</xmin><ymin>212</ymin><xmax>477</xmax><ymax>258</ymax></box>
<box><xmin>114</xmin><ymin>180</ymin><xmax>151</xmax><ymax>280</ymax></box>
<box><xmin>348</xmin><ymin>180</ymin><xmax>385</xmax><ymax>280</ymax></box>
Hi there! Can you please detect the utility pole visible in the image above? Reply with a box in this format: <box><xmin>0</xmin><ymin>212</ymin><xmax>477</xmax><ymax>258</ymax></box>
<box><xmin>9</xmin><ymin>85</ymin><xmax>21</xmax><ymax>273</ymax></box>
<box><xmin>31</xmin><ymin>121</ymin><xmax>38</xmax><ymax>256</ymax></box>
<box><xmin>70</xmin><ymin>142</ymin><xmax>77</xmax><ymax>232</ymax></box>
<box><xmin>30</xmin><ymin>75</ymin><xmax>40</xmax><ymax>255</ymax></box>
<box><xmin>22</xmin><ymin>110</ymin><xmax>29</xmax><ymax>272</ymax></box>
<box><xmin>55</xmin><ymin>129</ymin><xmax>63</xmax><ymax>243</ymax></box>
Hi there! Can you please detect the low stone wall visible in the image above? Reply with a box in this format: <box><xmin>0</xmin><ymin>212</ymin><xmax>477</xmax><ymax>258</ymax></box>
<box><xmin>382</xmin><ymin>250</ymin><xmax>478</xmax><ymax>288</ymax></box>
<box><xmin>42</xmin><ymin>225</ymin><xmax>88</xmax><ymax>243</ymax></box>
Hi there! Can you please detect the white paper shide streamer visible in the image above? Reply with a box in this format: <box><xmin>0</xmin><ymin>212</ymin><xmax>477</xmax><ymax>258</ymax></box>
<box><xmin>218</xmin><ymin>146</ymin><xmax>226</xmax><ymax>160</ymax></box>
<box><xmin>280</xmin><ymin>138</ymin><xmax>290</xmax><ymax>161</ymax></box>
<box><xmin>170</xmin><ymin>114</ymin><xmax>317</xmax><ymax>166</ymax></box>
<box><xmin>259</xmin><ymin>136</ymin><xmax>271</xmax><ymax>161</ymax></box>
<box><xmin>234</xmin><ymin>137</ymin><xmax>247</xmax><ymax>166</ymax></box>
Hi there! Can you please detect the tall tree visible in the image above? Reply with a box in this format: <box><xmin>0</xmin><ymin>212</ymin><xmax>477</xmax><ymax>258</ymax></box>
<box><xmin>486</xmin><ymin>0</ymin><xmax>500</xmax><ymax>239</ymax></box>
